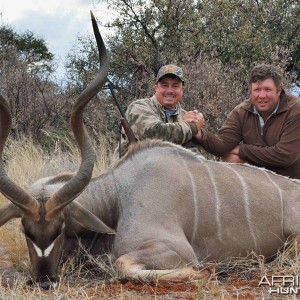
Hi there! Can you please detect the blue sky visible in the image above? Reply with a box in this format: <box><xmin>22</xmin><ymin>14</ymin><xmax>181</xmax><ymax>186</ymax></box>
<box><xmin>0</xmin><ymin>0</ymin><xmax>116</xmax><ymax>80</ymax></box>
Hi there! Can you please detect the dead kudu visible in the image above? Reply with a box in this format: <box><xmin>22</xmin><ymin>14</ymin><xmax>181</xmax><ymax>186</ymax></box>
<box><xmin>1</xmin><ymin>14</ymin><xmax>300</xmax><ymax>291</ymax></box>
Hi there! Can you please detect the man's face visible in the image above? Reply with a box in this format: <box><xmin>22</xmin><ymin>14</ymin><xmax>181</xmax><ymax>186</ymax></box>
<box><xmin>155</xmin><ymin>76</ymin><xmax>184</xmax><ymax>109</ymax></box>
<box><xmin>251</xmin><ymin>78</ymin><xmax>282</xmax><ymax>119</ymax></box>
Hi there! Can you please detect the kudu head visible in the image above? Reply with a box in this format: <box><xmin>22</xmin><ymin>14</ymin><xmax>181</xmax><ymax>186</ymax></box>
<box><xmin>0</xmin><ymin>12</ymin><xmax>114</xmax><ymax>290</ymax></box>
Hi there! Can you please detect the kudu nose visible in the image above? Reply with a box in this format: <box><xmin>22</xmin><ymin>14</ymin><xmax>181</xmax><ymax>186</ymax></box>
<box><xmin>26</xmin><ymin>277</ymin><xmax>58</xmax><ymax>290</ymax></box>
<box><xmin>39</xmin><ymin>279</ymin><xmax>58</xmax><ymax>290</ymax></box>
<box><xmin>40</xmin><ymin>280</ymin><xmax>52</xmax><ymax>290</ymax></box>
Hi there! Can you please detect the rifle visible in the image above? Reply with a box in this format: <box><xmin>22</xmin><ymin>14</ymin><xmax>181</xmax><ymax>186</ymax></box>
<box><xmin>108</xmin><ymin>83</ymin><xmax>137</xmax><ymax>144</ymax></box>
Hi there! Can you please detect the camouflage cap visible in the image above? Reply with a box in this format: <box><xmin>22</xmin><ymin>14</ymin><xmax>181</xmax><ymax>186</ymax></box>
<box><xmin>156</xmin><ymin>64</ymin><xmax>184</xmax><ymax>83</ymax></box>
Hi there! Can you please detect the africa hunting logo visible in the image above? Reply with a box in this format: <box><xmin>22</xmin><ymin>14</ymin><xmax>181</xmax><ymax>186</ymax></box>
<box><xmin>258</xmin><ymin>275</ymin><xmax>300</xmax><ymax>295</ymax></box>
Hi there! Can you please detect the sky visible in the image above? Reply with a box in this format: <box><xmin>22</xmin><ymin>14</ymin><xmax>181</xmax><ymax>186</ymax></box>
<box><xmin>0</xmin><ymin>0</ymin><xmax>117</xmax><ymax>80</ymax></box>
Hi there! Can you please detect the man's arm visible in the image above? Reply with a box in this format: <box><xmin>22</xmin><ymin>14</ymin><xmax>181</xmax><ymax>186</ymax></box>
<box><xmin>193</xmin><ymin>109</ymin><xmax>243</xmax><ymax>156</ymax></box>
<box><xmin>126</xmin><ymin>101</ymin><xmax>203</xmax><ymax>144</ymax></box>
<box><xmin>221</xmin><ymin>145</ymin><xmax>246</xmax><ymax>163</ymax></box>
<box><xmin>238</xmin><ymin>116</ymin><xmax>300</xmax><ymax>167</ymax></box>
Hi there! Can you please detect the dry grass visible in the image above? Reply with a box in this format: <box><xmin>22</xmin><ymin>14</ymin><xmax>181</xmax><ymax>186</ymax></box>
<box><xmin>1</xmin><ymin>138</ymin><xmax>300</xmax><ymax>299</ymax></box>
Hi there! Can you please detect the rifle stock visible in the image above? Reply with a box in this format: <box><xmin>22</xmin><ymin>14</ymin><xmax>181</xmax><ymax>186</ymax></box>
<box><xmin>120</xmin><ymin>117</ymin><xmax>136</xmax><ymax>144</ymax></box>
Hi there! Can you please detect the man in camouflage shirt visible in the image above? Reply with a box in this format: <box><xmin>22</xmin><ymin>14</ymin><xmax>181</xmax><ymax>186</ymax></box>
<box><xmin>116</xmin><ymin>64</ymin><xmax>204</xmax><ymax>158</ymax></box>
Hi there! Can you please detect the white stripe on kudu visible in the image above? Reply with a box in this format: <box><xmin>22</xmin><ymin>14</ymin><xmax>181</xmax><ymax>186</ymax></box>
<box><xmin>33</xmin><ymin>242</ymin><xmax>55</xmax><ymax>258</ymax></box>
<box><xmin>223</xmin><ymin>164</ymin><xmax>258</xmax><ymax>249</ymax></box>
<box><xmin>203</xmin><ymin>163</ymin><xmax>224</xmax><ymax>243</ymax></box>
<box><xmin>264</xmin><ymin>170</ymin><xmax>284</xmax><ymax>238</ymax></box>
<box><xmin>177</xmin><ymin>149</ymin><xmax>200</xmax><ymax>245</ymax></box>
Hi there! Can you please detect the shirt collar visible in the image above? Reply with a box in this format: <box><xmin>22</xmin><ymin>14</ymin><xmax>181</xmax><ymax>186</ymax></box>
<box><xmin>253</xmin><ymin>99</ymin><xmax>280</xmax><ymax>127</ymax></box>
<box><xmin>164</xmin><ymin>107</ymin><xmax>178</xmax><ymax>117</ymax></box>
<box><xmin>152</xmin><ymin>95</ymin><xmax>181</xmax><ymax>115</ymax></box>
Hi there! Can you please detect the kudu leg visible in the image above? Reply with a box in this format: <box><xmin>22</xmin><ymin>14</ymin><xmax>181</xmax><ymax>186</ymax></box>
<box><xmin>114</xmin><ymin>240</ymin><xmax>213</xmax><ymax>283</ymax></box>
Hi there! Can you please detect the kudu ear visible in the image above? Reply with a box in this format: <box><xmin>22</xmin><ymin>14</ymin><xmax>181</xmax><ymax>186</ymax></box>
<box><xmin>0</xmin><ymin>203</ymin><xmax>21</xmax><ymax>227</ymax></box>
<box><xmin>64</xmin><ymin>202</ymin><xmax>115</xmax><ymax>234</ymax></box>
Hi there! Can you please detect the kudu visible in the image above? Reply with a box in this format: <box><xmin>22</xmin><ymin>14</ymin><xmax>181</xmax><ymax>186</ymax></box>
<box><xmin>1</xmin><ymin>13</ymin><xmax>300</xmax><ymax>290</ymax></box>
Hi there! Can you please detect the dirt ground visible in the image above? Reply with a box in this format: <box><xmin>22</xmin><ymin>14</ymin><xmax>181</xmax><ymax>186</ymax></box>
<box><xmin>0</xmin><ymin>273</ymin><xmax>268</xmax><ymax>299</ymax></box>
<box><xmin>0</xmin><ymin>241</ymin><xmax>270</xmax><ymax>300</ymax></box>
<box><xmin>1</xmin><ymin>271</ymin><xmax>266</xmax><ymax>299</ymax></box>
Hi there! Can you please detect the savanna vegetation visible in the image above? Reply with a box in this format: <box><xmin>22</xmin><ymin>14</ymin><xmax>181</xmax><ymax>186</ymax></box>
<box><xmin>1</xmin><ymin>0</ymin><xmax>300</xmax><ymax>298</ymax></box>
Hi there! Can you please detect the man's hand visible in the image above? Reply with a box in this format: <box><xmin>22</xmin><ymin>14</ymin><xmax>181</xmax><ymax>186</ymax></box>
<box><xmin>221</xmin><ymin>145</ymin><xmax>246</xmax><ymax>163</ymax></box>
<box><xmin>222</xmin><ymin>153</ymin><xmax>246</xmax><ymax>163</ymax></box>
<box><xmin>193</xmin><ymin>130</ymin><xmax>202</xmax><ymax>141</ymax></box>
<box><xmin>182</xmin><ymin>110</ymin><xmax>201</xmax><ymax>123</ymax></box>
<box><xmin>183</xmin><ymin>110</ymin><xmax>205</xmax><ymax>131</ymax></box>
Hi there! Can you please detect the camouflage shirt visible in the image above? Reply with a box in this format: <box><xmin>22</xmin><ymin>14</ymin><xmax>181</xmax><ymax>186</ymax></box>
<box><xmin>116</xmin><ymin>95</ymin><xmax>198</xmax><ymax>158</ymax></box>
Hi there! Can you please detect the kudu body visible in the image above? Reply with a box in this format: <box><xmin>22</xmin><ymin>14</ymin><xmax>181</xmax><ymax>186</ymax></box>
<box><xmin>19</xmin><ymin>142</ymin><xmax>300</xmax><ymax>285</ymax></box>
<box><xmin>0</xmin><ymin>13</ymin><xmax>300</xmax><ymax>289</ymax></box>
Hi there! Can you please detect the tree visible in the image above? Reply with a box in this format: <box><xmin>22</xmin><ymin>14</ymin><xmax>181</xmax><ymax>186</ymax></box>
<box><xmin>66</xmin><ymin>35</ymin><xmax>122</xmax><ymax>145</ymax></box>
<box><xmin>197</xmin><ymin>0</ymin><xmax>300</xmax><ymax>74</ymax></box>
<box><xmin>0</xmin><ymin>25</ymin><xmax>72</xmax><ymax>146</ymax></box>
<box><xmin>85</xmin><ymin>1</ymin><xmax>299</xmax><ymax>97</ymax></box>
<box><xmin>105</xmin><ymin>0</ymin><xmax>203</xmax><ymax>99</ymax></box>
<box><xmin>0</xmin><ymin>25</ymin><xmax>53</xmax><ymax>63</ymax></box>
<box><xmin>66</xmin><ymin>0</ymin><xmax>203</xmax><ymax>98</ymax></box>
